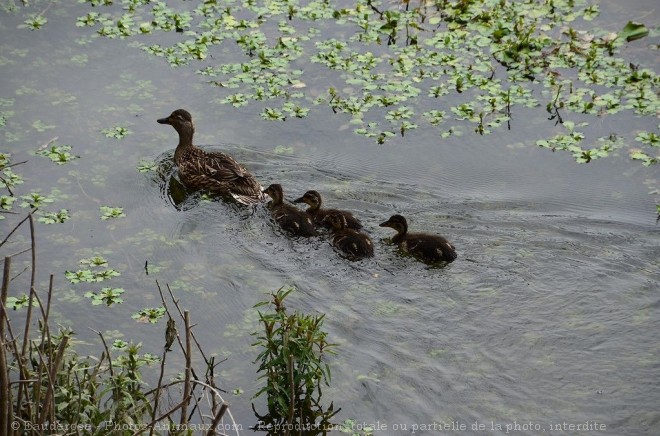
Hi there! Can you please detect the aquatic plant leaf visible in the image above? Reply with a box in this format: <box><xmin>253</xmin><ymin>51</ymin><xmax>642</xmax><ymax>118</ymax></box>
<box><xmin>620</xmin><ymin>21</ymin><xmax>649</xmax><ymax>42</ymax></box>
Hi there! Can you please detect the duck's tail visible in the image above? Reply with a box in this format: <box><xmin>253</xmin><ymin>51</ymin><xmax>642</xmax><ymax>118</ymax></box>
<box><xmin>231</xmin><ymin>190</ymin><xmax>267</xmax><ymax>205</ymax></box>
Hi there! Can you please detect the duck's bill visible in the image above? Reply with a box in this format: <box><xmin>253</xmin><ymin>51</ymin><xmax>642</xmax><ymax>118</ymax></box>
<box><xmin>157</xmin><ymin>117</ymin><xmax>170</xmax><ymax>124</ymax></box>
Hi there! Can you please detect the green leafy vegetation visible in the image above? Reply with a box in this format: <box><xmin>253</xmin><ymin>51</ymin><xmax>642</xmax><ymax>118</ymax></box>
<box><xmin>1</xmin><ymin>221</ymin><xmax>238</xmax><ymax>434</ymax></box>
<box><xmin>37</xmin><ymin>208</ymin><xmax>70</xmax><ymax>224</ymax></box>
<box><xmin>132</xmin><ymin>307</ymin><xmax>166</xmax><ymax>323</ymax></box>
<box><xmin>85</xmin><ymin>287</ymin><xmax>125</xmax><ymax>306</ymax></box>
<box><xmin>136</xmin><ymin>159</ymin><xmax>158</xmax><ymax>173</ymax></box>
<box><xmin>101</xmin><ymin>125</ymin><xmax>131</xmax><ymax>139</ymax></box>
<box><xmin>100</xmin><ymin>205</ymin><xmax>125</xmax><ymax>219</ymax></box>
<box><xmin>65</xmin><ymin>255</ymin><xmax>120</xmax><ymax>286</ymax></box>
<box><xmin>620</xmin><ymin>21</ymin><xmax>649</xmax><ymax>42</ymax></box>
<box><xmin>72</xmin><ymin>0</ymin><xmax>656</xmax><ymax>188</ymax></box>
<box><xmin>20</xmin><ymin>191</ymin><xmax>54</xmax><ymax>209</ymax></box>
<box><xmin>252</xmin><ymin>287</ymin><xmax>339</xmax><ymax>432</ymax></box>
<box><xmin>18</xmin><ymin>13</ymin><xmax>47</xmax><ymax>30</ymax></box>
<box><xmin>36</xmin><ymin>144</ymin><xmax>78</xmax><ymax>165</ymax></box>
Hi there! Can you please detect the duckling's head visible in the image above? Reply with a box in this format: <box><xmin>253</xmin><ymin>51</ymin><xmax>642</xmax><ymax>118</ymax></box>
<box><xmin>262</xmin><ymin>184</ymin><xmax>284</xmax><ymax>205</ymax></box>
<box><xmin>293</xmin><ymin>190</ymin><xmax>322</xmax><ymax>210</ymax></box>
<box><xmin>379</xmin><ymin>214</ymin><xmax>408</xmax><ymax>235</ymax></box>
<box><xmin>157</xmin><ymin>109</ymin><xmax>194</xmax><ymax>137</ymax></box>
<box><xmin>321</xmin><ymin>212</ymin><xmax>348</xmax><ymax>230</ymax></box>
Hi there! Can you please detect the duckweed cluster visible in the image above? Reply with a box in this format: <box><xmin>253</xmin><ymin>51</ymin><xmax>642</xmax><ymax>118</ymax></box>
<box><xmin>62</xmin><ymin>0</ymin><xmax>657</xmax><ymax>168</ymax></box>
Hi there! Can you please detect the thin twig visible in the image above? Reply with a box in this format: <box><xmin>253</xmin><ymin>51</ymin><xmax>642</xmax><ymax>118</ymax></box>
<box><xmin>91</xmin><ymin>329</ymin><xmax>114</xmax><ymax>377</ymax></box>
<box><xmin>0</xmin><ymin>257</ymin><xmax>11</xmax><ymax>436</ymax></box>
<box><xmin>20</xmin><ymin>212</ymin><xmax>37</xmax><ymax>359</ymax></box>
<box><xmin>0</xmin><ymin>209</ymin><xmax>37</xmax><ymax>249</ymax></box>
<box><xmin>148</xmin><ymin>317</ymin><xmax>170</xmax><ymax>436</ymax></box>
<box><xmin>7</xmin><ymin>247</ymin><xmax>31</xmax><ymax>259</ymax></box>
<box><xmin>206</xmin><ymin>402</ymin><xmax>229</xmax><ymax>436</ymax></box>
<box><xmin>131</xmin><ymin>394</ymin><xmax>191</xmax><ymax>436</ymax></box>
<box><xmin>165</xmin><ymin>284</ymin><xmax>215</xmax><ymax>371</ymax></box>
<box><xmin>180</xmin><ymin>311</ymin><xmax>192</xmax><ymax>426</ymax></box>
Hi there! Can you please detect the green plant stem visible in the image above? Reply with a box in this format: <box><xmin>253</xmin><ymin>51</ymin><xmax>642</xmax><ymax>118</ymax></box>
<box><xmin>149</xmin><ymin>330</ymin><xmax>169</xmax><ymax>436</ymax></box>
<box><xmin>287</xmin><ymin>352</ymin><xmax>294</xmax><ymax>436</ymax></box>
<box><xmin>36</xmin><ymin>334</ymin><xmax>68</xmax><ymax>427</ymax></box>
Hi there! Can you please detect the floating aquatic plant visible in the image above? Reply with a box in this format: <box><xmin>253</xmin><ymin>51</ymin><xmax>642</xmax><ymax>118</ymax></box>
<box><xmin>38</xmin><ymin>208</ymin><xmax>70</xmax><ymax>224</ymax></box>
<box><xmin>132</xmin><ymin>307</ymin><xmax>166</xmax><ymax>324</ymax></box>
<box><xmin>36</xmin><ymin>144</ymin><xmax>78</xmax><ymax>164</ymax></box>
<box><xmin>100</xmin><ymin>205</ymin><xmax>125</xmax><ymax>219</ymax></box>
<box><xmin>20</xmin><ymin>192</ymin><xmax>54</xmax><ymax>209</ymax></box>
<box><xmin>101</xmin><ymin>125</ymin><xmax>131</xmax><ymax>139</ymax></box>
<box><xmin>18</xmin><ymin>14</ymin><xmax>47</xmax><ymax>31</ymax></box>
<box><xmin>85</xmin><ymin>287</ymin><xmax>125</xmax><ymax>306</ymax></box>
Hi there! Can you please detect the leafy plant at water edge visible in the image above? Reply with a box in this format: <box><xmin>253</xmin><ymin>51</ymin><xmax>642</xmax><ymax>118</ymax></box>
<box><xmin>252</xmin><ymin>286</ymin><xmax>339</xmax><ymax>432</ymax></box>
<box><xmin>1</xmin><ymin>218</ymin><xmax>239</xmax><ymax>434</ymax></box>
<box><xmin>339</xmin><ymin>419</ymin><xmax>375</xmax><ymax>436</ymax></box>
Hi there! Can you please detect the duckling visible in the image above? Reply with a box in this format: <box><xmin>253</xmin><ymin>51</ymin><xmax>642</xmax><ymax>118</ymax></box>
<box><xmin>379</xmin><ymin>214</ymin><xmax>457</xmax><ymax>264</ymax></box>
<box><xmin>293</xmin><ymin>190</ymin><xmax>362</xmax><ymax>230</ymax></box>
<box><xmin>263</xmin><ymin>184</ymin><xmax>317</xmax><ymax>237</ymax></box>
<box><xmin>321</xmin><ymin>212</ymin><xmax>374</xmax><ymax>261</ymax></box>
<box><xmin>157</xmin><ymin>109</ymin><xmax>265</xmax><ymax>204</ymax></box>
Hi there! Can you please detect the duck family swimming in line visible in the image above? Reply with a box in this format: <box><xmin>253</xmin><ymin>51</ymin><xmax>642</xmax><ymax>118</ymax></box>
<box><xmin>158</xmin><ymin>109</ymin><xmax>457</xmax><ymax>264</ymax></box>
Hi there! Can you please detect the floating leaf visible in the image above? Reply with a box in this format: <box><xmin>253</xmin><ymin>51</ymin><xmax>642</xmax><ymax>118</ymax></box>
<box><xmin>620</xmin><ymin>21</ymin><xmax>649</xmax><ymax>42</ymax></box>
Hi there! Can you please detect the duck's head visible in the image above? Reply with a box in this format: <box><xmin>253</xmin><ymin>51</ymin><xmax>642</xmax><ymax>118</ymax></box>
<box><xmin>157</xmin><ymin>109</ymin><xmax>194</xmax><ymax>136</ymax></box>
<box><xmin>262</xmin><ymin>184</ymin><xmax>284</xmax><ymax>204</ymax></box>
<box><xmin>321</xmin><ymin>212</ymin><xmax>348</xmax><ymax>230</ymax></box>
<box><xmin>379</xmin><ymin>214</ymin><xmax>408</xmax><ymax>234</ymax></box>
<box><xmin>293</xmin><ymin>190</ymin><xmax>322</xmax><ymax>210</ymax></box>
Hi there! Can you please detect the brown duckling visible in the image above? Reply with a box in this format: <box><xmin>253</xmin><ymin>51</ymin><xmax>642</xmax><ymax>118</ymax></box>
<box><xmin>157</xmin><ymin>109</ymin><xmax>265</xmax><ymax>204</ymax></box>
<box><xmin>293</xmin><ymin>190</ymin><xmax>362</xmax><ymax>230</ymax></box>
<box><xmin>263</xmin><ymin>184</ymin><xmax>317</xmax><ymax>237</ymax></box>
<box><xmin>380</xmin><ymin>214</ymin><xmax>457</xmax><ymax>264</ymax></box>
<box><xmin>321</xmin><ymin>212</ymin><xmax>374</xmax><ymax>261</ymax></box>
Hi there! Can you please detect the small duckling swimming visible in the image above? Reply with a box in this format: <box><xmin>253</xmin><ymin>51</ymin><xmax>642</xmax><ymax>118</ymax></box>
<box><xmin>321</xmin><ymin>212</ymin><xmax>374</xmax><ymax>261</ymax></box>
<box><xmin>293</xmin><ymin>190</ymin><xmax>362</xmax><ymax>230</ymax></box>
<box><xmin>379</xmin><ymin>214</ymin><xmax>457</xmax><ymax>264</ymax></box>
<box><xmin>157</xmin><ymin>109</ymin><xmax>265</xmax><ymax>204</ymax></box>
<box><xmin>263</xmin><ymin>184</ymin><xmax>316</xmax><ymax>237</ymax></box>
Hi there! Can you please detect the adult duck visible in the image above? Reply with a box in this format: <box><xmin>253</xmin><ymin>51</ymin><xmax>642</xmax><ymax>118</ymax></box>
<box><xmin>293</xmin><ymin>190</ymin><xmax>362</xmax><ymax>230</ymax></box>
<box><xmin>263</xmin><ymin>184</ymin><xmax>317</xmax><ymax>237</ymax></box>
<box><xmin>380</xmin><ymin>214</ymin><xmax>457</xmax><ymax>264</ymax></box>
<box><xmin>157</xmin><ymin>109</ymin><xmax>265</xmax><ymax>204</ymax></box>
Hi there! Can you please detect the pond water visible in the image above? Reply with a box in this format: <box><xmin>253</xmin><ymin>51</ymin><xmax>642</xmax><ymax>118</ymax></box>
<box><xmin>1</xmin><ymin>1</ymin><xmax>659</xmax><ymax>435</ymax></box>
